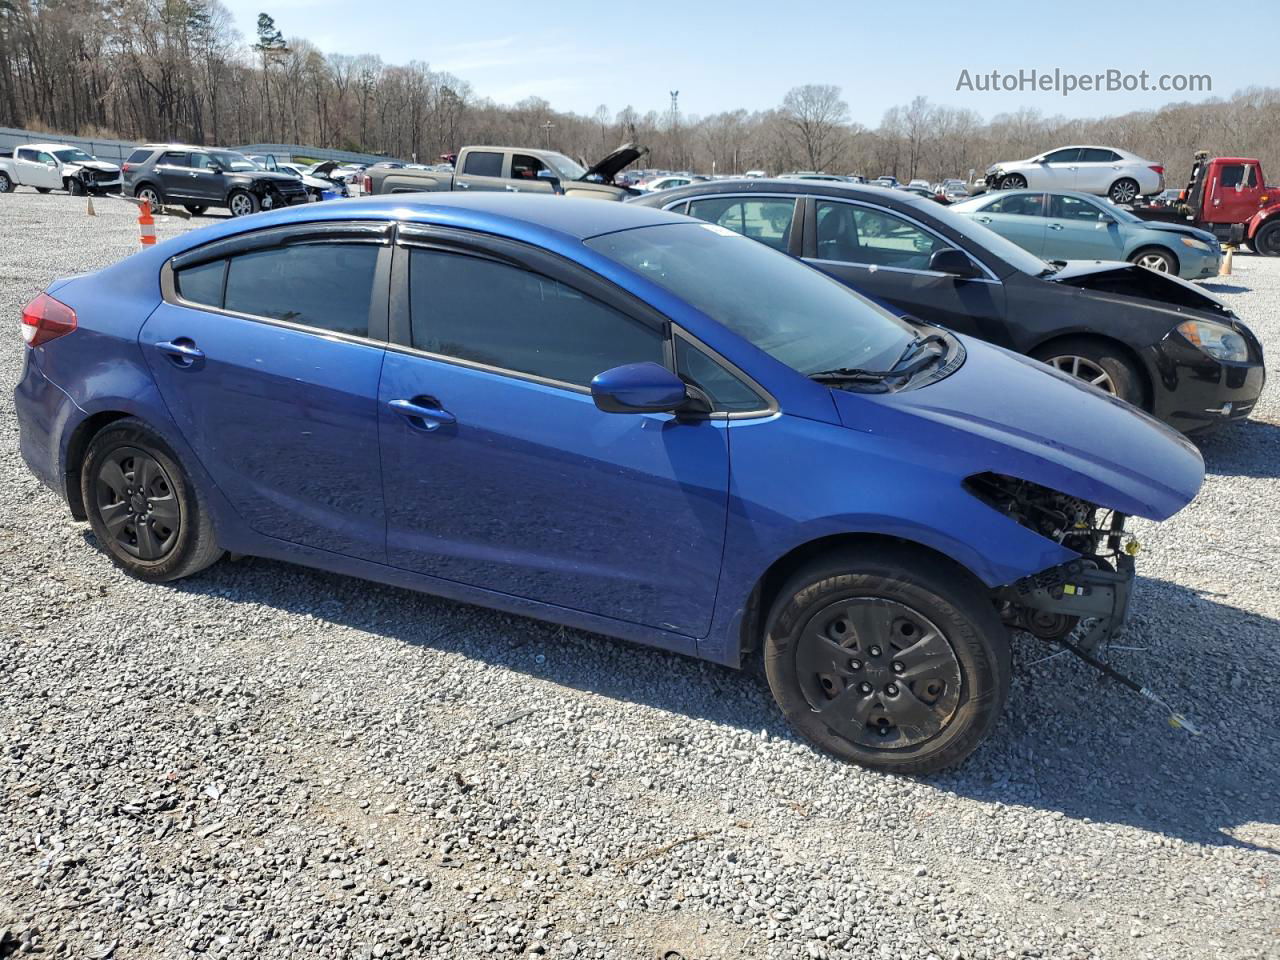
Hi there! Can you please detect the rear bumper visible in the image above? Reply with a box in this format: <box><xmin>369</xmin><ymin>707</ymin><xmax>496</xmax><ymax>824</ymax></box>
<box><xmin>1148</xmin><ymin>337</ymin><xmax>1266</xmax><ymax>434</ymax></box>
<box><xmin>14</xmin><ymin>353</ymin><xmax>72</xmax><ymax>499</ymax></box>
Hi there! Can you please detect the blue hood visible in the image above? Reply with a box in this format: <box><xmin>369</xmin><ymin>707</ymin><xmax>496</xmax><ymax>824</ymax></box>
<box><xmin>831</xmin><ymin>336</ymin><xmax>1204</xmax><ymax>521</ymax></box>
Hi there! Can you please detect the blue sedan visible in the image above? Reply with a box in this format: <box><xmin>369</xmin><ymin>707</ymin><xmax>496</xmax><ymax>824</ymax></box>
<box><xmin>14</xmin><ymin>194</ymin><xmax>1203</xmax><ymax>773</ymax></box>
<box><xmin>949</xmin><ymin>189</ymin><xmax>1222</xmax><ymax>279</ymax></box>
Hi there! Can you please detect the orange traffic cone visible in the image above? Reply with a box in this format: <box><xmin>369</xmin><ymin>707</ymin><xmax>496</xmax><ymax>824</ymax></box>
<box><xmin>1219</xmin><ymin>244</ymin><xmax>1234</xmax><ymax>276</ymax></box>
<box><xmin>138</xmin><ymin>200</ymin><xmax>156</xmax><ymax>247</ymax></box>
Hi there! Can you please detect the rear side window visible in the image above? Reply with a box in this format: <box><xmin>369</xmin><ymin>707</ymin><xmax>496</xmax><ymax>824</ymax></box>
<box><xmin>462</xmin><ymin>151</ymin><xmax>503</xmax><ymax>178</ymax></box>
<box><xmin>1080</xmin><ymin>148</ymin><xmax>1121</xmax><ymax>162</ymax></box>
<box><xmin>16</xmin><ymin>149</ymin><xmax>35</xmax><ymax>162</ymax></box>
<box><xmin>126</xmin><ymin>148</ymin><xmax>152</xmax><ymax>165</ymax></box>
<box><xmin>408</xmin><ymin>249</ymin><xmax>664</xmax><ymax>387</ymax></box>
<box><xmin>161</xmin><ymin>151</ymin><xmax>189</xmax><ymax>166</ymax></box>
<box><xmin>222</xmin><ymin>243</ymin><xmax>379</xmax><ymax>338</ymax></box>
<box><xmin>176</xmin><ymin>260</ymin><xmax>226</xmax><ymax>307</ymax></box>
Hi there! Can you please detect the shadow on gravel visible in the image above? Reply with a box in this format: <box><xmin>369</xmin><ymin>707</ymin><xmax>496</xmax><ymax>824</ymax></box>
<box><xmin>1197</xmin><ymin>419</ymin><xmax>1280</xmax><ymax>479</ymax></box>
<box><xmin>112</xmin><ymin>529</ymin><xmax>1278</xmax><ymax>859</ymax></box>
<box><xmin>1197</xmin><ymin>281</ymin><xmax>1251</xmax><ymax>294</ymax></box>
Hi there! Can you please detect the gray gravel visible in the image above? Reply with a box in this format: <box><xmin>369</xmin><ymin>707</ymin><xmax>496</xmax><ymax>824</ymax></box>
<box><xmin>1</xmin><ymin>189</ymin><xmax>1278</xmax><ymax>960</ymax></box>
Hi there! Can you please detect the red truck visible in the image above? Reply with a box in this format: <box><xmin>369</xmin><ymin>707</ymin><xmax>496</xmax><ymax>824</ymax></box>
<box><xmin>1133</xmin><ymin>151</ymin><xmax>1280</xmax><ymax>255</ymax></box>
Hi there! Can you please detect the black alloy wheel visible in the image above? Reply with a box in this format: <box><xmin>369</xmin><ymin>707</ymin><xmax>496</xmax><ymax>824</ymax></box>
<box><xmin>93</xmin><ymin>445</ymin><xmax>182</xmax><ymax>562</ymax></box>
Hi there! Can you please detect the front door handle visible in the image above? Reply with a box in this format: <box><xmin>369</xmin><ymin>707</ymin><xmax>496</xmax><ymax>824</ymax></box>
<box><xmin>155</xmin><ymin>339</ymin><xmax>205</xmax><ymax>365</ymax></box>
<box><xmin>456</xmin><ymin>181</ymin><xmax>470</xmax><ymax>189</ymax></box>
<box><xmin>388</xmin><ymin>398</ymin><xmax>456</xmax><ymax>431</ymax></box>
<box><xmin>1048</xmin><ymin>223</ymin><xmax>1064</xmax><ymax>230</ymax></box>
<box><xmin>975</xmin><ymin>215</ymin><xmax>992</xmax><ymax>224</ymax></box>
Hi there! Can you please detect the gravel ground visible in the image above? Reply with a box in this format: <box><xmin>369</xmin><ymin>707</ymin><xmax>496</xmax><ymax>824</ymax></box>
<box><xmin>1</xmin><ymin>190</ymin><xmax>1277</xmax><ymax>960</ymax></box>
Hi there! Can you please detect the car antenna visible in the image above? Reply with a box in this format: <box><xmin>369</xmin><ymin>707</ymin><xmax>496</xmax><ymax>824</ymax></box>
<box><xmin>1054</xmin><ymin>633</ymin><xmax>1202</xmax><ymax>736</ymax></box>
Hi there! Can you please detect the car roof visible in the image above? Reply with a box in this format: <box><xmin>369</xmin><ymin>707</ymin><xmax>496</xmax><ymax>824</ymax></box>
<box><xmin>630</xmin><ymin>176</ymin><xmax>940</xmax><ymax>212</ymax></box>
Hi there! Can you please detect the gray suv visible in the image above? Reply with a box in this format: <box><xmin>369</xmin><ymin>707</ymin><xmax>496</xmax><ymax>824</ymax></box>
<box><xmin>122</xmin><ymin>145</ymin><xmax>308</xmax><ymax>217</ymax></box>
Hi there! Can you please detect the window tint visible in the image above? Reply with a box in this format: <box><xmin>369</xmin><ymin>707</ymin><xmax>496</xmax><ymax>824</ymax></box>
<box><xmin>815</xmin><ymin>201</ymin><xmax>943</xmax><ymax>269</ymax></box>
<box><xmin>126</xmin><ymin>148</ymin><xmax>152</xmax><ymax>165</ymax></box>
<box><xmin>462</xmin><ymin>151</ymin><xmax>503</xmax><ymax>178</ymax></box>
<box><xmin>37</xmin><ymin>151</ymin><xmax>55</xmax><ymax>164</ymax></box>
<box><xmin>224</xmin><ymin>243</ymin><xmax>379</xmax><ymax>337</ymax></box>
<box><xmin>161</xmin><ymin>151</ymin><xmax>189</xmax><ymax>166</ymax></box>
<box><xmin>1219</xmin><ymin>164</ymin><xmax>1258</xmax><ymax>189</ymax></box>
<box><xmin>176</xmin><ymin>259</ymin><xmax>226</xmax><ymax>307</ymax></box>
<box><xmin>16</xmin><ymin>149</ymin><xmax>34</xmax><ymax>161</ymax></box>
<box><xmin>409</xmin><ymin>249</ymin><xmax>664</xmax><ymax>387</ymax></box>
<box><xmin>1080</xmin><ymin>148</ymin><xmax>1120</xmax><ymax>163</ymax></box>
<box><xmin>190</xmin><ymin>153</ymin><xmax>218</xmax><ymax>170</ymax></box>
<box><xmin>1042</xmin><ymin>148</ymin><xmax>1082</xmax><ymax>163</ymax></box>
<box><xmin>511</xmin><ymin>154</ymin><xmax>548</xmax><ymax>180</ymax></box>
<box><xmin>982</xmin><ymin>193</ymin><xmax>1044</xmax><ymax>216</ymax></box>
<box><xmin>687</xmin><ymin>197</ymin><xmax>797</xmax><ymax>251</ymax></box>
<box><xmin>1049</xmin><ymin>194</ymin><xmax>1110</xmax><ymax>221</ymax></box>
<box><xmin>674</xmin><ymin>338</ymin><xmax>764</xmax><ymax>412</ymax></box>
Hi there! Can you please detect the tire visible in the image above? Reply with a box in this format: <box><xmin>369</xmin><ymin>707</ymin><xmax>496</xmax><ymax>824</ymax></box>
<box><xmin>1253</xmin><ymin>221</ymin><xmax>1280</xmax><ymax>258</ymax></box>
<box><xmin>35</xmin><ymin>187</ymin><xmax>51</xmax><ymax>194</ymax></box>
<box><xmin>0</xmin><ymin>172</ymin><xmax>12</xmax><ymax>193</ymax></box>
<box><xmin>227</xmin><ymin>189</ymin><xmax>258</xmax><ymax>217</ymax></box>
<box><xmin>81</xmin><ymin>418</ymin><xmax>223</xmax><ymax>583</ymax></box>
<box><xmin>1032</xmin><ymin>336</ymin><xmax>1146</xmax><ymax>407</ymax></box>
<box><xmin>762</xmin><ymin>547</ymin><xmax>1011</xmax><ymax>775</ymax></box>
<box><xmin>134</xmin><ymin>183</ymin><xmax>163</xmax><ymax>208</ymax></box>
<box><xmin>998</xmin><ymin>173</ymin><xmax>1027</xmax><ymax>190</ymax></box>
<box><xmin>1129</xmin><ymin>245</ymin><xmax>1179</xmax><ymax>274</ymax></box>
<box><xmin>1108</xmin><ymin>178</ymin><xmax>1140</xmax><ymax>204</ymax></box>
<box><xmin>64</xmin><ymin>177</ymin><xmax>85</xmax><ymax>196</ymax></box>
<box><xmin>183</xmin><ymin>204</ymin><xmax>208</xmax><ymax>216</ymax></box>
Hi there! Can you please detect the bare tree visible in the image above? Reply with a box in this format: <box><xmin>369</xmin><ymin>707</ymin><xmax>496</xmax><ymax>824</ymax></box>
<box><xmin>781</xmin><ymin>84</ymin><xmax>850</xmax><ymax>172</ymax></box>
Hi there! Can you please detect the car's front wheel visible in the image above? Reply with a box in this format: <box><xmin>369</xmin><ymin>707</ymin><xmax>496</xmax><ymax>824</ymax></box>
<box><xmin>763</xmin><ymin>547</ymin><xmax>1011</xmax><ymax>775</ymax></box>
<box><xmin>227</xmin><ymin>189</ymin><xmax>259</xmax><ymax>217</ymax></box>
<box><xmin>1032</xmin><ymin>337</ymin><xmax>1146</xmax><ymax>408</ymax></box>
<box><xmin>1253</xmin><ymin>221</ymin><xmax>1280</xmax><ymax>257</ymax></box>
<box><xmin>1129</xmin><ymin>245</ymin><xmax>1179</xmax><ymax>274</ymax></box>
<box><xmin>998</xmin><ymin>173</ymin><xmax>1027</xmax><ymax>190</ymax></box>
<box><xmin>81</xmin><ymin>418</ymin><xmax>223</xmax><ymax>582</ymax></box>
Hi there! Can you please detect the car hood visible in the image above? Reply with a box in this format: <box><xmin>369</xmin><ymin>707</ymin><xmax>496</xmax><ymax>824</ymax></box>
<box><xmin>582</xmin><ymin>143</ymin><xmax>647</xmax><ymax>183</ymax></box>
<box><xmin>309</xmin><ymin>160</ymin><xmax>340</xmax><ymax>177</ymax></box>
<box><xmin>1134</xmin><ymin>219</ymin><xmax>1219</xmax><ymax>245</ymax></box>
<box><xmin>67</xmin><ymin>159</ymin><xmax>120</xmax><ymax>173</ymax></box>
<box><xmin>831</xmin><ymin>335</ymin><xmax>1204</xmax><ymax>522</ymax></box>
<box><xmin>1044</xmin><ymin>260</ymin><xmax>1234</xmax><ymax>316</ymax></box>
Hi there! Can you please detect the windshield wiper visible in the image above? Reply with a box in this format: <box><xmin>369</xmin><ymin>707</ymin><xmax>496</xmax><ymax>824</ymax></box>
<box><xmin>808</xmin><ymin>334</ymin><xmax>949</xmax><ymax>387</ymax></box>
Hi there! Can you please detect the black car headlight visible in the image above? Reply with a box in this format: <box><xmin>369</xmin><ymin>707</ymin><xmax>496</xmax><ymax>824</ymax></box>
<box><xmin>1176</xmin><ymin>319</ymin><xmax>1249</xmax><ymax>362</ymax></box>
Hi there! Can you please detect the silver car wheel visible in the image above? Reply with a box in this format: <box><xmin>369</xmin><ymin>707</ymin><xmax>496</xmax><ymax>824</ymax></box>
<box><xmin>137</xmin><ymin>186</ymin><xmax>159</xmax><ymax>207</ymax></box>
<box><xmin>229</xmin><ymin>193</ymin><xmax>254</xmax><ymax>217</ymax></box>
<box><xmin>1136</xmin><ymin>252</ymin><xmax>1171</xmax><ymax>271</ymax></box>
<box><xmin>1045</xmin><ymin>355</ymin><xmax>1117</xmax><ymax>394</ymax></box>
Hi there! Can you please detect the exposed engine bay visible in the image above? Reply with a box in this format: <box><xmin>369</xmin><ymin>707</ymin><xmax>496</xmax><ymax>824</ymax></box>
<box><xmin>968</xmin><ymin>472</ymin><xmax>1137</xmax><ymax>653</ymax></box>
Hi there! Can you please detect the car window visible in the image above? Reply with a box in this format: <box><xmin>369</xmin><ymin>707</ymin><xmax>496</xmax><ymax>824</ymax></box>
<box><xmin>980</xmin><ymin>193</ymin><xmax>1044</xmax><ymax>216</ymax></box>
<box><xmin>687</xmin><ymin>197</ymin><xmax>797</xmax><ymax>251</ymax></box>
<box><xmin>1042</xmin><ymin>148</ymin><xmax>1082</xmax><ymax>164</ymax></box>
<box><xmin>190</xmin><ymin>153</ymin><xmax>218</xmax><ymax>170</ymax></box>
<box><xmin>126</xmin><ymin>148</ymin><xmax>152</xmax><ymax>165</ymax></box>
<box><xmin>1049</xmin><ymin>194</ymin><xmax>1110</xmax><ymax>222</ymax></box>
<box><xmin>674</xmin><ymin>338</ymin><xmax>765</xmax><ymax>412</ymax></box>
<box><xmin>814</xmin><ymin>201</ymin><xmax>943</xmax><ymax>270</ymax></box>
<box><xmin>161</xmin><ymin>151</ymin><xmax>189</xmax><ymax>166</ymax></box>
<box><xmin>37</xmin><ymin>151</ymin><xmax>56</xmax><ymax>164</ymax></box>
<box><xmin>462</xmin><ymin>151</ymin><xmax>503</xmax><ymax>178</ymax></box>
<box><xmin>223</xmin><ymin>243</ymin><xmax>379</xmax><ymax>338</ymax></box>
<box><xmin>176</xmin><ymin>260</ymin><xmax>227</xmax><ymax>307</ymax></box>
<box><xmin>408</xmin><ymin>249</ymin><xmax>665</xmax><ymax>387</ymax></box>
<box><xmin>16</xmin><ymin>149</ymin><xmax>35</xmax><ymax>162</ymax></box>
<box><xmin>1079</xmin><ymin>148</ymin><xmax>1118</xmax><ymax>163</ymax></box>
<box><xmin>511</xmin><ymin>154</ymin><xmax>548</xmax><ymax>180</ymax></box>
<box><xmin>1219</xmin><ymin>164</ymin><xmax>1258</xmax><ymax>189</ymax></box>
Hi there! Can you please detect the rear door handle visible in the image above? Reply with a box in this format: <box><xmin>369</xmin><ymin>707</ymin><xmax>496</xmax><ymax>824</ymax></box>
<box><xmin>155</xmin><ymin>339</ymin><xmax>205</xmax><ymax>364</ymax></box>
<box><xmin>456</xmin><ymin>181</ymin><xmax>470</xmax><ymax>189</ymax></box>
<box><xmin>1048</xmin><ymin>223</ymin><xmax>1064</xmax><ymax>230</ymax></box>
<box><xmin>388</xmin><ymin>398</ymin><xmax>456</xmax><ymax>431</ymax></box>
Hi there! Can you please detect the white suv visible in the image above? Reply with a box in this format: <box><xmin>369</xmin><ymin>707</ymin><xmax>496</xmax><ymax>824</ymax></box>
<box><xmin>985</xmin><ymin>146</ymin><xmax>1163</xmax><ymax>204</ymax></box>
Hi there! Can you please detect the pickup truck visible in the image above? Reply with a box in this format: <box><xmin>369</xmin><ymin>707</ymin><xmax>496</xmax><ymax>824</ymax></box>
<box><xmin>0</xmin><ymin>143</ymin><xmax>123</xmax><ymax>195</ymax></box>
<box><xmin>1131</xmin><ymin>152</ymin><xmax>1280</xmax><ymax>256</ymax></box>
<box><xmin>363</xmin><ymin>143</ymin><xmax>645</xmax><ymax>199</ymax></box>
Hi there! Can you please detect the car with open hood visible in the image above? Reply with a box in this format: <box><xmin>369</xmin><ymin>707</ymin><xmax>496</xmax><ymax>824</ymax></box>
<box><xmin>15</xmin><ymin>193</ymin><xmax>1203</xmax><ymax>774</ymax></box>
<box><xmin>362</xmin><ymin>143</ymin><xmax>646</xmax><ymax>200</ymax></box>
<box><xmin>631</xmin><ymin>178</ymin><xmax>1265</xmax><ymax>434</ymax></box>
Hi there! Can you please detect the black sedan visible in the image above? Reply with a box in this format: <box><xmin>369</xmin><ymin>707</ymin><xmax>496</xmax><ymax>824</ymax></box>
<box><xmin>631</xmin><ymin>179</ymin><xmax>1265</xmax><ymax>434</ymax></box>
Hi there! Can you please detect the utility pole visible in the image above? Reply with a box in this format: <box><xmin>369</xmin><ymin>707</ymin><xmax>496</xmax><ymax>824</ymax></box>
<box><xmin>542</xmin><ymin>120</ymin><xmax>554</xmax><ymax>149</ymax></box>
<box><xmin>669</xmin><ymin>90</ymin><xmax>679</xmax><ymax>168</ymax></box>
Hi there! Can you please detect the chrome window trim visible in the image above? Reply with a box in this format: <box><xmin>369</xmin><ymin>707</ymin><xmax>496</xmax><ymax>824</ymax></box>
<box><xmin>660</xmin><ymin>191</ymin><xmax>801</xmax><ymax>211</ymax></box>
<box><xmin>805</xmin><ymin>257</ymin><xmax>1001</xmax><ymax>284</ymax></box>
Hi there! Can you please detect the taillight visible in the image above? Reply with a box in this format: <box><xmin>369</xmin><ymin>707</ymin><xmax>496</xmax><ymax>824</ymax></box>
<box><xmin>361</xmin><ymin>174</ymin><xmax>372</xmax><ymax>194</ymax></box>
<box><xmin>21</xmin><ymin>292</ymin><xmax>77</xmax><ymax>347</ymax></box>
<box><xmin>1150</xmin><ymin>165</ymin><xmax>1164</xmax><ymax>176</ymax></box>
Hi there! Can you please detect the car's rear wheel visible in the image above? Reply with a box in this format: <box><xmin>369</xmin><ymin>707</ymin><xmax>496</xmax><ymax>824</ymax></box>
<box><xmin>1253</xmin><ymin>221</ymin><xmax>1280</xmax><ymax>257</ymax></box>
<box><xmin>183</xmin><ymin>204</ymin><xmax>208</xmax><ymax>215</ymax></box>
<box><xmin>1108</xmin><ymin>178</ymin><xmax>1140</xmax><ymax>204</ymax></box>
<box><xmin>998</xmin><ymin>173</ymin><xmax>1027</xmax><ymax>190</ymax></box>
<box><xmin>0</xmin><ymin>172</ymin><xmax>12</xmax><ymax>193</ymax></box>
<box><xmin>135</xmin><ymin>183</ymin><xmax>163</xmax><ymax>208</ymax></box>
<box><xmin>1032</xmin><ymin>337</ymin><xmax>1146</xmax><ymax>407</ymax></box>
<box><xmin>1129</xmin><ymin>245</ymin><xmax>1179</xmax><ymax>274</ymax></box>
<box><xmin>81</xmin><ymin>419</ymin><xmax>223</xmax><ymax>582</ymax></box>
<box><xmin>227</xmin><ymin>190</ymin><xmax>258</xmax><ymax>217</ymax></box>
<box><xmin>763</xmin><ymin>547</ymin><xmax>1011</xmax><ymax>775</ymax></box>
<box><xmin>35</xmin><ymin>187</ymin><xmax>51</xmax><ymax>194</ymax></box>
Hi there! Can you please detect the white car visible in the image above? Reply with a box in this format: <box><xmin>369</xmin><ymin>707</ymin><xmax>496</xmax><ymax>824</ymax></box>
<box><xmin>642</xmin><ymin>174</ymin><xmax>694</xmax><ymax>192</ymax></box>
<box><xmin>985</xmin><ymin>146</ymin><xmax>1163</xmax><ymax>204</ymax></box>
<box><xmin>0</xmin><ymin>143</ymin><xmax>123</xmax><ymax>195</ymax></box>
<box><xmin>277</xmin><ymin>161</ymin><xmax>349</xmax><ymax>201</ymax></box>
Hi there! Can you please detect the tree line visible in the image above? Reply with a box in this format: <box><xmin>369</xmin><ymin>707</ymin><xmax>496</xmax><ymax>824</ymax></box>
<box><xmin>3</xmin><ymin>0</ymin><xmax>1279</xmax><ymax>183</ymax></box>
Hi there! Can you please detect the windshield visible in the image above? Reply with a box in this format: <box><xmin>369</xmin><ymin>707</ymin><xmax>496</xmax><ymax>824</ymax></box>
<box><xmin>210</xmin><ymin>151</ymin><xmax>259</xmax><ymax>173</ymax></box>
<box><xmin>585</xmin><ymin>223</ymin><xmax>916</xmax><ymax>376</ymax></box>
<box><xmin>937</xmin><ymin>198</ymin><xmax>1056</xmax><ymax>275</ymax></box>
<box><xmin>545</xmin><ymin>152</ymin><xmax>588</xmax><ymax>180</ymax></box>
<box><xmin>53</xmin><ymin>148</ymin><xmax>94</xmax><ymax>163</ymax></box>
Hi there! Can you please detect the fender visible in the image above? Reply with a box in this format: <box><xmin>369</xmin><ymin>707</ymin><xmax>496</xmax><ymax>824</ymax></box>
<box><xmin>1246</xmin><ymin>203</ymin><xmax>1280</xmax><ymax>240</ymax></box>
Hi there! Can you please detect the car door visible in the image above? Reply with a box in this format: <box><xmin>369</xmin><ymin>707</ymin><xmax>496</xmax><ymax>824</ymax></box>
<box><xmin>1210</xmin><ymin>161</ymin><xmax>1262</xmax><ymax>226</ymax></box>
<box><xmin>685</xmin><ymin>194</ymin><xmax>803</xmax><ymax>254</ymax></box>
<box><xmin>509</xmin><ymin>153</ymin><xmax>559</xmax><ymax>194</ymax></box>
<box><xmin>453</xmin><ymin>149</ymin><xmax>509</xmax><ymax>192</ymax></box>
<box><xmin>155</xmin><ymin>150</ymin><xmax>196</xmax><ymax>200</ymax></box>
<box><xmin>138</xmin><ymin>222</ymin><xmax>392</xmax><ymax>561</ymax></box>
<box><xmin>1027</xmin><ymin>148</ymin><xmax>1082</xmax><ymax>189</ymax></box>
<box><xmin>377</xmin><ymin>226</ymin><xmax>731</xmax><ymax>638</ymax></box>
<box><xmin>1073</xmin><ymin>148</ymin><xmax>1122</xmax><ymax>194</ymax></box>
<box><xmin>1044</xmin><ymin>193</ymin><xmax>1126</xmax><ymax>260</ymax></box>
<box><xmin>802</xmin><ymin>198</ymin><xmax>1009</xmax><ymax>345</ymax></box>
<box><xmin>17</xmin><ymin>149</ymin><xmax>60</xmax><ymax>189</ymax></box>
<box><xmin>187</xmin><ymin>152</ymin><xmax>227</xmax><ymax>203</ymax></box>
<box><xmin>966</xmin><ymin>192</ymin><xmax>1048</xmax><ymax>256</ymax></box>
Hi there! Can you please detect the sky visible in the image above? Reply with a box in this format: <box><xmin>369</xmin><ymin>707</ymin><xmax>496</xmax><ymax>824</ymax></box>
<box><xmin>223</xmin><ymin>0</ymin><xmax>1260</xmax><ymax>124</ymax></box>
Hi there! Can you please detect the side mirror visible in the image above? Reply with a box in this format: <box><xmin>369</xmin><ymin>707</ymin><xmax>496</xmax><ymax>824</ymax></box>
<box><xmin>591</xmin><ymin>362</ymin><xmax>691</xmax><ymax>414</ymax></box>
<box><xmin>536</xmin><ymin>169</ymin><xmax>563</xmax><ymax>193</ymax></box>
<box><xmin>929</xmin><ymin>247</ymin><xmax>981</xmax><ymax>279</ymax></box>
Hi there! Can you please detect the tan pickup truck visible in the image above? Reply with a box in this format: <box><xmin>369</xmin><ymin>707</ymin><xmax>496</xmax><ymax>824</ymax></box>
<box><xmin>363</xmin><ymin>143</ymin><xmax>645</xmax><ymax>199</ymax></box>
